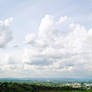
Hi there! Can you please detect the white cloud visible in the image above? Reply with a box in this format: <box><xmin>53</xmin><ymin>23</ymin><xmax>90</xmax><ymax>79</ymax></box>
<box><xmin>1</xmin><ymin>15</ymin><xmax>92</xmax><ymax>78</ymax></box>
<box><xmin>0</xmin><ymin>18</ymin><xmax>13</xmax><ymax>48</ymax></box>
<box><xmin>0</xmin><ymin>52</ymin><xmax>24</xmax><ymax>77</ymax></box>
<box><xmin>22</xmin><ymin>14</ymin><xmax>92</xmax><ymax>78</ymax></box>
<box><xmin>24</xmin><ymin>33</ymin><xmax>36</xmax><ymax>44</ymax></box>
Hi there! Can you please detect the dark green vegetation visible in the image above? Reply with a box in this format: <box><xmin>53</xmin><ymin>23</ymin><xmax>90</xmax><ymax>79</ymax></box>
<box><xmin>0</xmin><ymin>82</ymin><xmax>92</xmax><ymax>92</ymax></box>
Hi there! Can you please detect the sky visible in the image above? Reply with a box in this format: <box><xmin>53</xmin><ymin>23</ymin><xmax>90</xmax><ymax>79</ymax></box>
<box><xmin>0</xmin><ymin>0</ymin><xmax>92</xmax><ymax>78</ymax></box>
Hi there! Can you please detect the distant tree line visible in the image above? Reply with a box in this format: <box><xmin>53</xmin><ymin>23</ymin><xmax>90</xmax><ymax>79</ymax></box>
<box><xmin>0</xmin><ymin>82</ymin><xmax>87</xmax><ymax>92</ymax></box>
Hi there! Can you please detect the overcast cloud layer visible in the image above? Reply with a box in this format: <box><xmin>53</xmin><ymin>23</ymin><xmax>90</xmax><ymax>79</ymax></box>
<box><xmin>0</xmin><ymin>14</ymin><xmax>92</xmax><ymax>78</ymax></box>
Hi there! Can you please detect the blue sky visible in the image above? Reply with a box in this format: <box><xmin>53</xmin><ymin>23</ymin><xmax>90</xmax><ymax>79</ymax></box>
<box><xmin>0</xmin><ymin>0</ymin><xmax>91</xmax><ymax>43</ymax></box>
<box><xmin>0</xmin><ymin>0</ymin><xmax>92</xmax><ymax>78</ymax></box>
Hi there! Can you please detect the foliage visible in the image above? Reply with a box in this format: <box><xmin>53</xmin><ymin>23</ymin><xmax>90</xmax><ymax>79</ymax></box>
<box><xmin>0</xmin><ymin>82</ymin><xmax>91</xmax><ymax>92</ymax></box>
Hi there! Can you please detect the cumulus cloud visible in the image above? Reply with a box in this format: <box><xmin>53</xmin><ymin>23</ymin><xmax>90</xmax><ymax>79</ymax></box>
<box><xmin>0</xmin><ymin>52</ymin><xmax>24</xmax><ymax>76</ymax></box>
<box><xmin>23</xmin><ymin>14</ymin><xmax>92</xmax><ymax>78</ymax></box>
<box><xmin>1</xmin><ymin>15</ymin><xmax>92</xmax><ymax>78</ymax></box>
<box><xmin>24</xmin><ymin>33</ymin><xmax>36</xmax><ymax>44</ymax></box>
<box><xmin>0</xmin><ymin>17</ymin><xmax>13</xmax><ymax>48</ymax></box>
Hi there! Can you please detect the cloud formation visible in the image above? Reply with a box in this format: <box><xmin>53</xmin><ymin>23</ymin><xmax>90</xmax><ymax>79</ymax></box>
<box><xmin>0</xmin><ymin>17</ymin><xmax>13</xmax><ymax>48</ymax></box>
<box><xmin>1</xmin><ymin>15</ymin><xmax>92</xmax><ymax>78</ymax></box>
<box><xmin>23</xmin><ymin>14</ymin><xmax>92</xmax><ymax>78</ymax></box>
